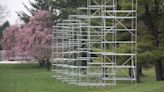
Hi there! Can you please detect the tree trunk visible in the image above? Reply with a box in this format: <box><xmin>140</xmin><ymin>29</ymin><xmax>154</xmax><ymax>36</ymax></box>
<box><xmin>39</xmin><ymin>60</ymin><xmax>46</xmax><ymax>67</ymax></box>
<box><xmin>128</xmin><ymin>62</ymin><xmax>133</xmax><ymax>78</ymax></box>
<box><xmin>152</xmin><ymin>29</ymin><xmax>164</xmax><ymax>81</ymax></box>
<box><xmin>143</xmin><ymin>1</ymin><xmax>164</xmax><ymax>81</ymax></box>
<box><xmin>162</xmin><ymin>61</ymin><xmax>164</xmax><ymax>80</ymax></box>
<box><xmin>128</xmin><ymin>68</ymin><xmax>133</xmax><ymax>78</ymax></box>
<box><xmin>39</xmin><ymin>61</ymin><xmax>43</xmax><ymax>67</ymax></box>
<box><xmin>136</xmin><ymin>65</ymin><xmax>141</xmax><ymax>83</ymax></box>
<box><xmin>155</xmin><ymin>60</ymin><xmax>164</xmax><ymax>81</ymax></box>
<box><xmin>46</xmin><ymin>60</ymin><xmax>52</xmax><ymax>71</ymax></box>
<box><xmin>139</xmin><ymin>67</ymin><xmax>144</xmax><ymax>76</ymax></box>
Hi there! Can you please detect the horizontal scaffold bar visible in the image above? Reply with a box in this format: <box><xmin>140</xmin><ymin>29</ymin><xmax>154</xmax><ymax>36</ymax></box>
<box><xmin>88</xmin><ymin>5</ymin><xmax>114</xmax><ymax>8</ymax></box>
<box><xmin>89</xmin><ymin>52</ymin><xmax>136</xmax><ymax>56</ymax></box>
<box><xmin>103</xmin><ymin>10</ymin><xmax>136</xmax><ymax>13</ymax></box>
<box><xmin>70</xmin><ymin>15</ymin><xmax>136</xmax><ymax>19</ymax></box>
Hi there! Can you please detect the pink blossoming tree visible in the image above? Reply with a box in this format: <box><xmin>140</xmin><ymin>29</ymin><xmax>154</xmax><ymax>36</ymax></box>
<box><xmin>2</xmin><ymin>25</ymin><xmax>19</xmax><ymax>60</ymax></box>
<box><xmin>2</xmin><ymin>10</ymin><xmax>52</xmax><ymax>68</ymax></box>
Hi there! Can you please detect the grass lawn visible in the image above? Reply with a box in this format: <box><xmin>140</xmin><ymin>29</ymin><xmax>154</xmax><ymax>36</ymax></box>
<box><xmin>0</xmin><ymin>64</ymin><xmax>164</xmax><ymax>92</ymax></box>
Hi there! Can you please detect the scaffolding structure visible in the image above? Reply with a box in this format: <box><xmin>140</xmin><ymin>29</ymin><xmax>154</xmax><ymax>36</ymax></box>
<box><xmin>52</xmin><ymin>0</ymin><xmax>137</xmax><ymax>87</ymax></box>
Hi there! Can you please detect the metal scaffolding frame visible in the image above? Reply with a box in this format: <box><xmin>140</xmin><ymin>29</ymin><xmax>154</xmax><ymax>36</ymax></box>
<box><xmin>52</xmin><ymin>0</ymin><xmax>137</xmax><ymax>87</ymax></box>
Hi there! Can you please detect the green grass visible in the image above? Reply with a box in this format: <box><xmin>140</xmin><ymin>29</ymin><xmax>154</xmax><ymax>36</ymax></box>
<box><xmin>0</xmin><ymin>64</ymin><xmax>164</xmax><ymax>92</ymax></box>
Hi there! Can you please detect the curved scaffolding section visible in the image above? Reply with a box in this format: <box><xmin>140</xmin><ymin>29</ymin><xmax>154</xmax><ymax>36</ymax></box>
<box><xmin>52</xmin><ymin>0</ymin><xmax>137</xmax><ymax>87</ymax></box>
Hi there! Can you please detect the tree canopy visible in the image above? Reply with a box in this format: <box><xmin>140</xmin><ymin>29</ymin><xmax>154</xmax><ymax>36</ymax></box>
<box><xmin>17</xmin><ymin>0</ymin><xmax>87</xmax><ymax>23</ymax></box>
<box><xmin>2</xmin><ymin>10</ymin><xmax>52</xmax><ymax>61</ymax></box>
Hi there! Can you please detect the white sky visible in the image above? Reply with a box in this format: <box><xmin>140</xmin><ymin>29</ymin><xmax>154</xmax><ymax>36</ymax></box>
<box><xmin>0</xmin><ymin>0</ymin><xmax>33</xmax><ymax>24</ymax></box>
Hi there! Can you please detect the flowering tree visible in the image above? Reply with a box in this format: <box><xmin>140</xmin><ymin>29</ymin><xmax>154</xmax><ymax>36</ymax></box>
<box><xmin>14</xmin><ymin>10</ymin><xmax>52</xmax><ymax>60</ymax></box>
<box><xmin>2</xmin><ymin>10</ymin><xmax>52</xmax><ymax>66</ymax></box>
<box><xmin>1</xmin><ymin>25</ymin><xmax>19</xmax><ymax>60</ymax></box>
<box><xmin>18</xmin><ymin>10</ymin><xmax>52</xmax><ymax>64</ymax></box>
<box><xmin>31</xmin><ymin>45</ymin><xmax>52</xmax><ymax>70</ymax></box>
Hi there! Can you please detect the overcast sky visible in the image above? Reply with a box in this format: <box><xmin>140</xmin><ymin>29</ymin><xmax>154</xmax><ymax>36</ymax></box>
<box><xmin>0</xmin><ymin>0</ymin><xmax>33</xmax><ymax>24</ymax></box>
